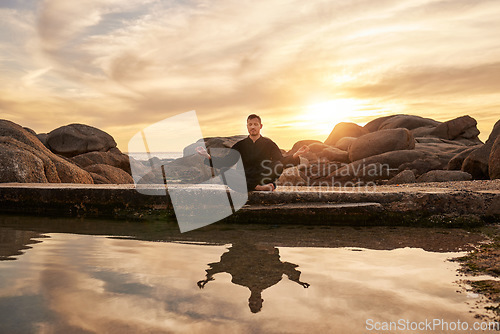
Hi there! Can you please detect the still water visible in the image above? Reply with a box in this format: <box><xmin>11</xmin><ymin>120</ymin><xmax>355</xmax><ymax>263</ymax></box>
<box><xmin>0</xmin><ymin>215</ymin><xmax>496</xmax><ymax>334</ymax></box>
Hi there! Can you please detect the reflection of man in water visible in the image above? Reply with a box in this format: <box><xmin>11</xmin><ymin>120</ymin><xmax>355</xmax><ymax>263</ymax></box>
<box><xmin>196</xmin><ymin>114</ymin><xmax>309</xmax><ymax>192</ymax></box>
<box><xmin>197</xmin><ymin>242</ymin><xmax>310</xmax><ymax>313</ymax></box>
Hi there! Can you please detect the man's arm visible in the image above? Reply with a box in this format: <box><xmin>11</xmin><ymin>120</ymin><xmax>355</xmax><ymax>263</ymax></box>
<box><xmin>197</xmin><ymin>144</ymin><xmax>241</xmax><ymax>169</ymax></box>
<box><xmin>268</xmin><ymin>141</ymin><xmax>303</xmax><ymax>168</ymax></box>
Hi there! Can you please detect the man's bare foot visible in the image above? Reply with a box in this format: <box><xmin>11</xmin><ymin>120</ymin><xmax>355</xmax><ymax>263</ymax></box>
<box><xmin>254</xmin><ymin>183</ymin><xmax>275</xmax><ymax>191</ymax></box>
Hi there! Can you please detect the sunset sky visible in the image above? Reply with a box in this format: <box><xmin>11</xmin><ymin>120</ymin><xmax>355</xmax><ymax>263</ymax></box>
<box><xmin>1</xmin><ymin>0</ymin><xmax>499</xmax><ymax>151</ymax></box>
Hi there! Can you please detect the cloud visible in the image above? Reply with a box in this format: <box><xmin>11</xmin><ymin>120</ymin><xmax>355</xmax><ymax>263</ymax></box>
<box><xmin>0</xmin><ymin>0</ymin><xmax>499</xmax><ymax>149</ymax></box>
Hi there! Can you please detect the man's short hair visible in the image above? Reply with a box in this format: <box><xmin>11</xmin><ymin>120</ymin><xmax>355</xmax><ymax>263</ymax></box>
<box><xmin>247</xmin><ymin>114</ymin><xmax>261</xmax><ymax>123</ymax></box>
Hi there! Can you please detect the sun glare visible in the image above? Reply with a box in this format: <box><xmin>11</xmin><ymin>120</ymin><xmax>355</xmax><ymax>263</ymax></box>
<box><xmin>301</xmin><ymin>99</ymin><xmax>367</xmax><ymax>135</ymax></box>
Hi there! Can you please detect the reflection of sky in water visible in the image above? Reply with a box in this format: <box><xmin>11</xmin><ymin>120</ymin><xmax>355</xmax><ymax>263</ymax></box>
<box><xmin>0</xmin><ymin>233</ymin><xmax>489</xmax><ymax>334</ymax></box>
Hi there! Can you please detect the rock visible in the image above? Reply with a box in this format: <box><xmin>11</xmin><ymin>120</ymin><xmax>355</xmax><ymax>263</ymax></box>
<box><xmin>302</xmin><ymin>162</ymin><xmax>342</xmax><ymax>179</ymax></box>
<box><xmin>462</xmin><ymin>146</ymin><xmax>489</xmax><ymax>179</ymax></box>
<box><xmin>0</xmin><ymin>136</ymin><xmax>60</xmax><ymax>182</ymax></box>
<box><xmin>387</xmin><ymin>170</ymin><xmax>416</xmax><ymax>185</ymax></box>
<box><xmin>23</xmin><ymin>127</ymin><xmax>36</xmax><ymax>135</ymax></box>
<box><xmin>489</xmin><ymin>136</ymin><xmax>500</xmax><ymax>180</ymax></box>
<box><xmin>416</xmin><ymin>170</ymin><xmax>472</xmax><ymax>183</ymax></box>
<box><xmin>411</xmin><ymin>126</ymin><xmax>436</xmax><ymax>137</ymax></box>
<box><xmin>36</xmin><ymin>133</ymin><xmax>49</xmax><ymax>148</ymax></box>
<box><xmin>71</xmin><ymin>147</ymin><xmax>131</xmax><ymax>174</ymax></box>
<box><xmin>324</xmin><ymin>122</ymin><xmax>368</xmax><ymax>146</ymax></box>
<box><xmin>460</xmin><ymin>126</ymin><xmax>481</xmax><ymax>139</ymax></box>
<box><xmin>414</xmin><ymin>140</ymin><xmax>472</xmax><ymax>170</ymax></box>
<box><xmin>288</xmin><ymin>140</ymin><xmax>322</xmax><ymax>155</ymax></box>
<box><xmin>318</xmin><ymin>147</ymin><xmax>349</xmax><ymax>163</ymax></box>
<box><xmin>0</xmin><ymin>120</ymin><xmax>93</xmax><ymax>184</ymax></box>
<box><xmin>462</xmin><ymin>119</ymin><xmax>500</xmax><ymax>179</ymax></box>
<box><xmin>398</xmin><ymin>156</ymin><xmax>443</xmax><ymax>177</ymax></box>
<box><xmin>162</xmin><ymin>154</ymin><xmax>213</xmax><ymax>184</ymax></box>
<box><xmin>46</xmin><ymin>123</ymin><xmax>117</xmax><ymax>157</ymax></box>
<box><xmin>84</xmin><ymin>164</ymin><xmax>134</xmax><ymax>184</ymax></box>
<box><xmin>87</xmin><ymin>172</ymin><xmax>109</xmax><ymax>184</ymax></box>
<box><xmin>0</xmin><ymin>144</ymin><xmax>48</xmax><ymax>183</ymax></box>
<box><xmin>308</xmin><ymin>142</ymin><xmax>332</xmax><ymax>154</ymax></box>
<box><xmin>325</xmin><ymin>150</ymin><xmax>426</xmax><ymax>183</ymax></box>
<box><xmin>366</xmin><ymin>114</ymin><xmax>440</xmax><ymax>132</ymax></box>
<box><xmin>334</xmin><ymin>137</ymin><xmax>356</xmax><ymax>151</ymax></box>
<box><xmin>363</xmin><ymin>115</ymin><xmax>397</xmax><ymax>132</ymax></box>
<box><xmin>183</xmin><ymin>135</ymin><xmax>247</xmax><ymax>157</ymax></box>
<box><xmin>448</xmin><ymin>146</ymin><xmax>481</xmax><ymax>170</ymax></box>
<box><xmin>300</xmin><ymin>151</ymin><xmax>320</xmax><ymax>163</ymax></box>
<box><xmin>348</xmin><ymin>128</ymin><xmax>415</xmax><ymax>162</ymax></box>
<box><xmin>277</xmin><ymin>166</ymin><xmax>308</xmax><ymax>186</ymax></box>
<box><xmin>430</xmin><ymin>115</ymin><xmax>478</xmax><ymax>140</ymax></box>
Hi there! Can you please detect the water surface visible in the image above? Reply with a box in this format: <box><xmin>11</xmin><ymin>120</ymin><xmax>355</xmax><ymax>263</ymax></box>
<box><xmin>0</xmin><ymin>215</ymin><xmax>496</xmax><ymax>333</ymax></box>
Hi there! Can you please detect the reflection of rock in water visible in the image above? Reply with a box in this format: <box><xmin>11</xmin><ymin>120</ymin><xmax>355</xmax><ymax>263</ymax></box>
<box><xmin>0</xmin><ymin>228</ymin><xmax>45</xmax><ymax>260</ymax></box>
<box><xmin>197</xmin><ymin>242</ymin><xmax>309</xmax><ymax>313</ymax></box>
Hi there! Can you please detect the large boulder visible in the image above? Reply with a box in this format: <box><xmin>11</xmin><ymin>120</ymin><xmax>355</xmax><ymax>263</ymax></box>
<box><xmin>324</xmin><ymin>122</ymin><xmax>368</xmax><ymax>147</ymax></box>
<box><xmin>0</xmin><ymin>141</ymin><xmax>48</xmax><ymax>183</ymax></box>
<box><xmin>334</xmin><ymin>137</ymin><xmax>357</xmax><ymax>151</ymax></box>
<box><xmin>363</xmin><ymin>115</ymin><xmax>398</xmax><ymax>132</ymax></box>
<box><xmin>318</xmin><ymin>147</ymin><xmax>349</xmax><ymax>163</ymax></box>
<box><xmin>325</xmin><ymin>150</ymin><xmax>426</xmax><ymax>183</ymax></box>
<box><xmin>398</xmin><ymin>156</ymin><xmax>443</xmax><ymax>177</ymax></box>
<box><xmin>46</xmin><ymin>123</ymin><xmax>117</xmax><ymax>157</ymax></box>
<box><xmin>489</xmin><ymin>136</ymin><xmax>500</xmax><ymax>180</ymax></box>
<box><xmin>0</xmin><ymin>120</ymin><xmax>93</xmax><ymax>183</ymax></box>
<box><xmin>0</xmin><ymin>136</ymin><xmax>60</xmax><ymax>182</ymax></box>
<box><xmin>365</xmin><ymin>115</ymin><xmax>440</xmax><ymax>132</ymax></box>
<box><xmin>348</xmin><ymin>128</ymin><xmax>415</xmax><ymax>162</ymax></box>
<box><xmin>387</xmin><ymin>170</ymin><xmax>416</xmax><ymax>185</ymax></box>
<box><xmin>447</xmin><ymin>146</ymin><xmax>481</xmax><ymax>170</ymax></box>
<box><xmin>307</xmin><ymin>142</ymin><xmax>332</xmax><ymax>154</ymax></box>
<box><xmin>416</xmin><ymin>170</ymin><xmax>472</xmax><ymax>183</ymax></box>
<box><xmin>462</xmin><ymin>119</ymin><xmax>500</xmax><ymax>179</ymax></box>
<box><xmin>413</xmin><ymin>139</ymin><xmax>472</xmax><ymax>170</ymax></box>
<box><xmin>84</xmin><ymin>164</ymin><xmax>134</xmax><ymax>184</ymax></box>
<box><xmin>430</xmin><ymin>115</ymin><xmax>479</xmax><ymax>140</ymax></box>
<box><xmin>71</xmin><ymin>148</ymin><xmax>131</xmax><ymax>174</ymax></box>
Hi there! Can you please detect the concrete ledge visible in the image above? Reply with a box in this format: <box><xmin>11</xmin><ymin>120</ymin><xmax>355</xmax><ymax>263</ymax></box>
<box><xmin>0</xmin><ymin>181</ymin><xmax>499</xmax><ymax>226</ymax></box>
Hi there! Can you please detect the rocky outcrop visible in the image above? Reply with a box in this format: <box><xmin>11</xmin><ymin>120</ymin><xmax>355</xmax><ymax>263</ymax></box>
<box><xmin>430</xmin><ymin>115</ymin><xmax>479</xmax><ymax>140</ymax></box>
<box><xmin>398</xmin><ymin>156</ymin><xmax>443</xmax><ymax>177</ymax></box>
<box><xmin>0</xmin><ymin>120</ymin><xmax>93</xmax><ymax>184</ymax></box>
<box><xmin>84</xmin><ymin>164</ymin><xmax>134</xmax><ymax>184</ymax></box>
<box><xmin>334</xmin><ymin>137</ymin><xmax>356</xmax><ymax>151</ymax></box>
<box><xmin>277</xmin><ymin>166</ymin><xmax>308</xmax><ymax>186</ymax></box>
<box><xmin>462</xmin><ymin>119</ymin><xmax>500</xmax><ymax>179</ymax></box>
<box><xmin>348</xmin><ymin>128</ymin><xmax>415</xmax><ymax>162</ymax></box>
<box><xmin>364</xmin><ymin>115</ymin><xmax>440</xmax><ymax>132</ymax></box>
<box><xmin>71</xmin><ymin>148</ymin><xmax>131</xmax><ymax>174</ymax></box>
<box><xmin>319</xmin><ymin>147</ymin><xmax>349</xmax><ymax>163</ymax></box>
<box><xmin>489</xmin><ymin>136</ymin><xmax>500</xmax><ymax>180</ymax></box>
<box><xmin>0</xmin><ymin>139</ymin><xmax>48</xmax><ymax>183</ymax></box>
<box><xmin>413</xmin><ymin>138</ymin><xmax>472</xmax><ymax>170</ymax></box>
<box><xmin>448</xmin><ymin>146</ymin><xmax>481</xmax><ymax>171</ymax></box>
<box><xmin>46</xmin><ymin>123</ymin><xmax>117</xmax><ymax>157</ymax></box>
<box><xmin>324</xmin><ymin>150</ymin><xmax>426</xmax><ymax>184</ymax></box>
<box><xmin>416</xmin><ymin>170</ymin><xmax>472</xmax><ymax>183</ymax></box>
<box><xmin>387</xmin><ymin>170</ymin><xmax>416</xmax><ymax>185</ymax></box>
<box><xmin>324</xmin><ymin>122</ymin><xmax>368</xmax><ymax>147</ymax></box>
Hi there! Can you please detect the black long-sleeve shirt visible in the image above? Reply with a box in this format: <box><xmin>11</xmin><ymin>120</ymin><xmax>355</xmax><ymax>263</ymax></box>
<box><xmin>205</xmin><ymin>136</ymin><xmax>300</xmax><ymax>188</ymax></box>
